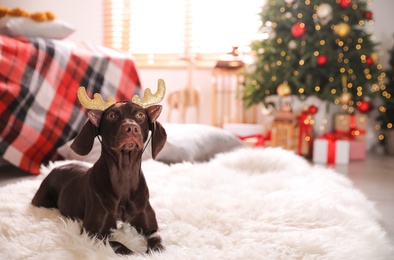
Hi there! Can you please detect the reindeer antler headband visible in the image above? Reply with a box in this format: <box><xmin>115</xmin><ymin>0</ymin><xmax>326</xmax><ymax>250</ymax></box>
<box><xmin>77</xmin><ymin>79</ymin><xmax>166</xmax><ymax>110</ymax></box>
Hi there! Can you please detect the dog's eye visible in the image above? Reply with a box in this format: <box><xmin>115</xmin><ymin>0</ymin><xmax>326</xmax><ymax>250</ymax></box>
<box><xmin>136</xmin><ymin>112</ymin><xmax>145</xmax><ymax>119</ymax></box>
<box><xmin>107</xmin><ymin>112</ymin><xmax>117</xmax><ymax>120</ymax></box>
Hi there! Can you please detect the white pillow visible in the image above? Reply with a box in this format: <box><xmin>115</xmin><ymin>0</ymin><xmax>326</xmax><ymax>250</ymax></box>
<box><xmin>0</xmin><ymin>16</ymin><xmax>75</xmax><ymax>39</ymax></box>
<box><xmin>57</xmin><ymin>123</ymin><xmax>243</xmax><ymax>164</ymax></box>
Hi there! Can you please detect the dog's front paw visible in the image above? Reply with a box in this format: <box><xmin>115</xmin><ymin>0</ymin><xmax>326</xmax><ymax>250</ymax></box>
<box><xmin>109</xmin><ymin>241</ymin><xmax>134</xmax><ymax>255</ymax></box>
<box><xmin>146</xmin><ymin>232</ymin><xmax>164</xmax><ymax>253</ymax></box>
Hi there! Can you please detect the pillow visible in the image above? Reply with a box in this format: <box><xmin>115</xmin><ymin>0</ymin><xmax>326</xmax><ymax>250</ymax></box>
<box><xmin>57</xmin><ymin>123</ymin><xmax>243</xmax><ymax>164</ymax></box>
<box><xmin>0</xmin><ymin>16</ymin><xmax>75</xmax><ymax>39</ymax></box>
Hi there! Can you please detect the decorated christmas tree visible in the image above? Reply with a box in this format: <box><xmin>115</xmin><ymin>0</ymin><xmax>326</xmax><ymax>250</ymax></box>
<box><xmin>243</xmin><ymin>0</ymin><xmax>386</xmax><ymax>114</ymax></box>
<box><xmin>377</xmin><ymin>36</ymin><xmax>394</xmax><ymax>147</ymax></box>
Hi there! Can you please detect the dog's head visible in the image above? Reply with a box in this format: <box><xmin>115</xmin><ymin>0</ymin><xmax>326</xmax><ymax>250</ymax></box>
<box><xmin>70</xmin><ymin>80</ymin><xmax>167</xmax><ymax>159</ymax></box>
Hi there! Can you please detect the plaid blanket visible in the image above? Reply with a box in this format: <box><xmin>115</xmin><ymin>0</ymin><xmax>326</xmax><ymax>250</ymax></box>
<box><xmin>0</xmin><ymin>35</ymin><xmax>142</xmax><ymax>174</ymax></box>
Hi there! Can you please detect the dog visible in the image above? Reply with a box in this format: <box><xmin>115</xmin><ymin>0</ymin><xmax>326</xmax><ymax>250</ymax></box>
<box><xmin>32</xmin><ymin>80</ymin><xmax>167</xmax><ymax>254</ymax></box>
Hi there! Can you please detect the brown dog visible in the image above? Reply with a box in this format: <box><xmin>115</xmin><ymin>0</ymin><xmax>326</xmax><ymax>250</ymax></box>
<box><xmin>32</xmin><ymin>82</ymin><xmax>167</xmax><ymax>254</ymax></box>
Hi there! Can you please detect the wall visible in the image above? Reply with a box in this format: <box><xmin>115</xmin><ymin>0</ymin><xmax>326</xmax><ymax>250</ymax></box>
<box><xmin>0</xmin><ymin>0</ymin><xmax>102</xmax><ymax>45</ymax></box>
<box><xmin>1</xmin><ymin>0</ymin><xmax>393</xmax><ymax>126</ymax></box>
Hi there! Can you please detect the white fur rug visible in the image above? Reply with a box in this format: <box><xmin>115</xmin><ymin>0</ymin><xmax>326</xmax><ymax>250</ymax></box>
<box><xmin>0</xmin><ymin>148</ymin><xmax>393</xmax><ymax>259</ymax></box>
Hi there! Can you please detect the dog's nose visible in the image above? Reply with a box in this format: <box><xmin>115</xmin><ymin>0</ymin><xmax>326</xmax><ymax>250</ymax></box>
<box><xmin>122</xmin><ymin>123</ymin><xmax>140</xmax><ymax>135</ymax></box>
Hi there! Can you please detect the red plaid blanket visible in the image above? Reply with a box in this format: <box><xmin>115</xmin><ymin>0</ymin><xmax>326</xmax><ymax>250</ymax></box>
<box><xmin>0</xmin><ymin>35</ymin><xmax>142</xmax><ymax>174</ymax></box>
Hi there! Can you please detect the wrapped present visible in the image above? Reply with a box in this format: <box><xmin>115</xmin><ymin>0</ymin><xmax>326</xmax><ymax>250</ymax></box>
<box><xmin>313</xmin><ymin>133</ymin><xmax>350</xmax><ymax>165</ymax></box>
<box><xmin>223</xmin><ymin>123</ymin><xmax>263</xmax><ymax>138</ymax></box>
<box><xmin>296</xmin><ymin>111</ymin><xmax>313</xmax><ymax>157</ymax></box>
<box><xmin>240</xmin><ymin>135</ymin><xmax>266</xmax><ymax>148</ymax></box>
<box><xmin>349</xmin><ymin>140</ymin><xmax>366</xmax><ymax>161</ymax></box>
<box><xmin>334</xmin><ymin>113</ymin><xmax>367</xmax><ymax>140</ymax></box>
<box><xmin>223</xmin><ymin>123</ymin><xmax>269</xmax><ymax>148</ymax></box>
<box><xmin>271</xmin><ymin>121</ymin><xmax>297</xmax><ymax>151</ymax></box>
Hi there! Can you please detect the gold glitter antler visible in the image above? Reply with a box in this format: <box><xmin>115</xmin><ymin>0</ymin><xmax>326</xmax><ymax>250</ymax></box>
<box><xmin>132</xmin><ymin>79</ymin><xmax>166</xmax><ymax>108</ymax></box>
<box><xmin>77</xmin><ymin>87</ymin><xmax>116</xmax><ymax>111</ymax></box>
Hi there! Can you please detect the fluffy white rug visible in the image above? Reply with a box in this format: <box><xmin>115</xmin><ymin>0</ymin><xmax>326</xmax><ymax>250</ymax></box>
<box><xmin>0</xmin><ymin>148</ymin><xmax>393</xmax><ymax>259</ymax></box>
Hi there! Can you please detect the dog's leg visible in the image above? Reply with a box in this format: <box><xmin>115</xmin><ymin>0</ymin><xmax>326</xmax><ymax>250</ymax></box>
<box><xmin>145</xmin><ymin>229</ymin><xmax>163</xmax><ymax>253</ymax></box>
<box><xmin>108</xmin><ymin>241</ymin><xmax>133</xmax><ymax>255</ymax></box>
<box><xmin>132</xmin><ymin>203</ymin><xmax>164</xmax><ymax>253</ymax></box>
<box><xmin>83</xmin><ymin>208</ymin><xmax>135</xmax><ymax>255</ymax></box>
<box><xmin>31</xmin><ymin>174</ymin><xmax>58</xmax><ymax>208</ymax></box>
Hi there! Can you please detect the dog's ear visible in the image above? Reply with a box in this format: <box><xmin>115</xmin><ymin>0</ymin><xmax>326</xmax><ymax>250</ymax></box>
<box><xmin>150</xmin><ymin>121</ymin><xmax>167</xmax><ymax>159</ymax></box>
<box><xmin>70</xmin><ymin>110</ymin><xmax>103</xmax><ymax>156</ymax></box>
<box><xmin>146</xmin><ymin>105</ymin><xmax>167</xmax><ymax>159</ymax></box>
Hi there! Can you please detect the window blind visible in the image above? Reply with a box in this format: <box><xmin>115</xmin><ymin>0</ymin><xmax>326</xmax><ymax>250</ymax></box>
<box><xmin>104</xmin><ymin>0</ymin><xmax>263</xmax><ymax>67</ymax></box>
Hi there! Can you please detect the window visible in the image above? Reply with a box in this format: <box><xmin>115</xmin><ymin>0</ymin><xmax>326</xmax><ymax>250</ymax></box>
<box><xmin>104</xmin><ymin>0</ymin><xmax>263</xmax><ymax>67</ymax></box>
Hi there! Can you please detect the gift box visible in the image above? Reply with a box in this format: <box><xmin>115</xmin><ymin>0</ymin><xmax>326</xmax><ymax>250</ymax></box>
<box><xmin>313</xmin><ymin>137</ymin><xmax>350</xmax><ymax>165</ymax></box>
<box><xmin>241</xmin><ymin>135</ymin><xmax>266</xmax><ymax>148</ymax></box>
<box><xmin>349</xmin><ymin>140</ymin><xmax>366</xmax><ymax>161</ymax></box>
<box><xmin>296</xmin><ymin>111</ymin><xmax>313</xmax><ymax>157</ymax></box>
<box><xmin>334</xmin><ymin>113</ymin><xmax>367</xmax><ymax>140</ymax></box>
<box><xmin>271</xmin><ymin>121</ymin><xmax>297</xmax><ymax>151</ymax></box>
<box><xmin>223</xmin><ymin>123</ymin><xmax>263</xmax><ymax>138</ymax></box>
<box><xmin>223</xmin><ymin>123</ymin><xmax>267</xmax><ymax>148</ymax></box>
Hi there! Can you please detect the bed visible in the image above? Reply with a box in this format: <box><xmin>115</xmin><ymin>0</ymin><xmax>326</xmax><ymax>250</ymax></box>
<box><xmin>0</xmin><ymin>34</ymin><xmax>142</xmax><ymax>174</ymax></box>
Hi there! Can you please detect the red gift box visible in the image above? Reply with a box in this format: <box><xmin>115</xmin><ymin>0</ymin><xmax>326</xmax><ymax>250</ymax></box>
<box><xmin>349</xmin><ymin>140</ymin><xmax>366</xmax><ymax>161</ymax></box>
<box><xmin>239</xmin><ymin>134</ymin><xmax>266</xmax><ymax>148</ymax></box>
<box><xmin>296</xmin><ymin>111</ymin><xmax>313</xmax><ymax>156</ymax></box>
<box><xmin>334</xmin><ymin>113</ymin><xmax>367</xmax><ymax>140</ymax></box>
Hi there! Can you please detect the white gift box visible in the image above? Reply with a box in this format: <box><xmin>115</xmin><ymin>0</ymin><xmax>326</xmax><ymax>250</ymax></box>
<box><xmin>313</xmin><ymin>139</ymin><xmax>350</xmax><ymax>165</ymax></box>
<box><xmin>223</xmin><ymin>123</ymin><xmax>263</xmax><ymax>138</ymax></box>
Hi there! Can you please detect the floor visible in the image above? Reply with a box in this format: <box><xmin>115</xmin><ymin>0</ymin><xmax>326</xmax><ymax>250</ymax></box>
<box><xmin>1</xmin><ymin>153</ymin><xmax>393</xmax><ymax>245</ymax></box>
<box><xmin>332</xmin><ymin>153</ymin><xmax>394</xmax><ymax>244</ymax></box>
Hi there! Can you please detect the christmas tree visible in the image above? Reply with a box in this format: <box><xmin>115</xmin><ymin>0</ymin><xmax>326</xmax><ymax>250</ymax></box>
<box><xmin>378</xmin><ymin>36</ymin><xmax>394</xmax><ymax>136</ymax></box>
<box><xmin>243</xmin><ymin>0</ymin><xmax>386</xmax><ymax>113</ymax></box>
